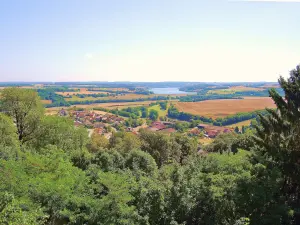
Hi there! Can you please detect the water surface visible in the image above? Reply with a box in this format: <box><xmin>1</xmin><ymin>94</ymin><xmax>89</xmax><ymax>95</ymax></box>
<box><xmin>150</xmin><ymin>87</ymin><xmax>195</xmax><ymax>95</ymax></box>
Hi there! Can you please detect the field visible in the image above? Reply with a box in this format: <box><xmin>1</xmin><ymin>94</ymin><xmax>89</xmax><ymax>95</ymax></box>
<box><xmin>148</xmin><ymin>105</ymin><xmax>168</xmax><ymax>117</ymax></box>
<box><xmin>229</xmin><ymin>86</ymin><xmax>265</xmax><ymax>91</ymax></box>
<box><xmin>45</xmin><ymin>100</ymin><xmax>169</xmax><ymax>114</ymax></box>
<box><xmin>89</xmin><ymin>87</ymin><xmax>129</xmax><ymax>92</ymax></box>
<box><xmin>207</xmin><ymin>89</ymin><xmax>235</xmax><ymax>94</ymax></box>
<box><xmin>261</xmin><ymin>84</ymin><xmax>280</xmax><ymax>88</ymax></box>
<box><xmin>63</xmin><ymin>93</ymin><xmax>186</xmax><ymax>102</ymax></box>
<box><xmin>207</xmin><ymin>86</ymin><xmax>264</xmax><ymax>94</ymax></box>
<box><xmin>228</xmin><ymin>120</ymin><xmax>252</xmax><ymax>128</ymax></box>
<box><xmin>175</xmin><ymin>97</ymin><xmax>275</xmax><ymax>118</ymax></box>
<box><xmin>65</xmin><ymin>93</ymin><xmax>150</xmax><ymax>101</ymax></box>
<box><xmin>56</xmin><ymin>91</ymin><xmax>108</xmax><ymax>96</ymax></box>
<box><xmin>41</xmin><ymin>100</ymin><xmax>52</xmax><ymax>104</ymax></box>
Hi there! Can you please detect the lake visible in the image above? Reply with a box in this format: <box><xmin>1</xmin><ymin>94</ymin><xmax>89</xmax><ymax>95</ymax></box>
<box><xmin>150</xmin><ymin>87</ymin><xmax>195</xmax><ymax>95</ymax></box>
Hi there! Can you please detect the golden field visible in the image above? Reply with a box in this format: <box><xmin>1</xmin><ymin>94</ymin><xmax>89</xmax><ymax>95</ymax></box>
<box><xmin>175</xmin><ymin>97</ymin><xmax>275</xmax><ymax>119</ymax></box>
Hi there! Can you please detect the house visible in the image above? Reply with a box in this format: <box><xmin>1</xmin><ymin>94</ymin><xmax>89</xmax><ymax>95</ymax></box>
<box><xmin>198</xmin><ymin>123</ymin><xmax>233</xmax><ymax>138</ymax></box>
<box><xmin>115</xmin><ymin>117</ymin><xmax>124</xmax><ymax>122</ymax></box>
<box><xmin>189</xmin><ymin>127</ymin><xmax>201</xmax><ymax>136</ymax></box>
<box><xmin>197</xmin><ymin>124</ymin><xmax>210</xmax><ymax>129</ymax></box>
<box><xmin>77</xmin><ymin>112</ymin><xmax>86</xmax><ymax>118</ymax></box>
<box><xmin>58</xmin><ymin>108</ymin><xmax>68</xmax><ymax>116</ymax></box>
<box><xmin>95</xmin><ymin>116</ymin><xmax>102</xmax><ymax>121</ymax></box>
<box><xmin>94</xmin><ymin>128</ymin><xmax>104</xmax><ymax>135</ymax></box>
<box><xmin>74</xmin><ymin>121</ymin><xmax>83</xmax><ymax>127</ymax></box>
<box><xmin>206</xmin><ymin>130</ymin><xmax>220</xmax><ymax>138</ymax></box>
<box><xmin>150</xmin><ymin>121</ymin><xmax>166</xmax><ymax>130</ymax></box>
<box><xmin>94</xmin><ymin>122</ymin><xmax>105</xmax><ymax>128</ymax></box>
<box><xmin>84</xmin><ymin>119</ymin><xmax>93</xmax><ymax>127</ymax></box>
<box><xmin>223</xmin><ymin>128</ymin><xmax>232</xmax><ymax>133</ymax></box>
<box><xmin>162</xmin><ymin>121</ymin><xmax>175</xmax><ymax>126</ymax></box>
<box><xmin>149</xmin><ymin>127</ymin><xmax>160</xmax><ymax>132</ymax></box>
<box><xmin>126</xmin><ymin>127</ymin><xmax>134</xmax><ymax>132</ymax></box>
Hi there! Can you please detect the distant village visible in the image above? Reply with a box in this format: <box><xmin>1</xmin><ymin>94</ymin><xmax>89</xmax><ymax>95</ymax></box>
<box><xmin>58</xmin><ymin>108</ymin><xmax>234</xmax><ymax>140</ymax></box>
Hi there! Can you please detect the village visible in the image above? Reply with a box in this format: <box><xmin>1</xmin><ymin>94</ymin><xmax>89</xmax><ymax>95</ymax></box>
<box><xmin>58</xmin><ymin>108</ymin><xmax>234</xmax><ymax>142</ymax></box>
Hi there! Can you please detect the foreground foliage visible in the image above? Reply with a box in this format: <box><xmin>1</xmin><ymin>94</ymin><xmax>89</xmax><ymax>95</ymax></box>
<box><xmin>1</xmin><ymin>64</ymin><xmax>300</xmax><ymax>224</ymax></box>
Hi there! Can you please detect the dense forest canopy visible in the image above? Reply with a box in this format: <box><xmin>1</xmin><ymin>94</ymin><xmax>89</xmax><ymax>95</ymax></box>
<box><xmin>1</xmin><ymin>65</ymin><xmax>300</xmax><ymax>225</ymax></box>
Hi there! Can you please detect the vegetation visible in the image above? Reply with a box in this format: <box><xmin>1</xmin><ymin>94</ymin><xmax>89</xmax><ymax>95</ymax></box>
<box><xmin>67</xmin><ymin>95</ymin><xmax>171</xmax><ymax>105</ymax></box>
<box><xmin>178</xmin><ymin>83</ymin><xmax>284</xmax><ymax>102</ymax></box>
<box><xmin>179</xmin><ymin>94</ymin><xmax>242</xmax><ymax>102</ymax></box>
<box><xmin>2</xmin><ymin>64</ymin><xmax>300</xmax><ymax>224</ymax></box>
<box><xmin>37</xmin><ymin>88</ymin><xmax>70</xmax><ymax>107</ymax></box>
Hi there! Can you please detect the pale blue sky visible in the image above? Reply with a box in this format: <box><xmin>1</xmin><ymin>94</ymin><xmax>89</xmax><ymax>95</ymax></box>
<box><xmin>0</xmin><ymin>0</ymin><xmax>300</xmax><ymax>82</ymax></box>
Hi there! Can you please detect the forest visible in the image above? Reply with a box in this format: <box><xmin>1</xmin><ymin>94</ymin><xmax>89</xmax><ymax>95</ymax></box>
<box><xmin>0</xmin><ymin>64</ymin><xmax>300</xmax><ymax>225</ymax></box>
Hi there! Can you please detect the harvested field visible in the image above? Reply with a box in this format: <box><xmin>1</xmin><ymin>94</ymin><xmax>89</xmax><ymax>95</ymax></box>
<box><xmin>65</xmin><ymin>93</ymin><xmax>149</xmax><ymax>101</ymax></box>
<box><xmin>41</xmin><ymin>100</ymin><xmax>52</xmax><ymax>104</ymax></box>
<box><xmin>56</xmin><ymin>91</ymin><xmax>108</xmax><ymax>96</ymax></box>
<box><xmin>175</xmin><ymin>97</ymin><xmax>275</xmax><ymax>119</ymax></box>
<box><xmin>208</xmin><ymin>86</ymin><xmax>264</xmax><ymax>94</ymax></box>
<box><xmin>89</xmin><ymin>87</ymin><xmax>129</xmax><ymax>92</ymax></box>
<box><xmin>0</xmin><ymin>86</ymin><xmax>35</xmax><ymax>89</ymax></box>
<box><xmin>229</xmin><ymin>86</ymin><xmax>265</xmax><ymax>91</ymax></box>
<box><xmin>46</xmin><ymin>101</ymin><xmax>174</xmax><ymax>112</ymax></box>
<box><xmin>45</xmin><ymin>108</ymin><xmax>59</xmax><ymax>115</ymax></box>
<box><xmin>261</xmin><ymin>84</ymin><xmax>280</xmax><ymax>88</ymax></box>
<box><xmin>207</xmin><ymin>89</ymin><xmax>235</xmax><ymax>94</ymax></box>
<box><xmin>90</xmin><ymin>101</ymin><xmax>168</xmax><ymax>109</ymax></box>
<box><xmin>228</xmin><ymin>120</ymin><xmax>252</xmax><ymax>128</ymax></box>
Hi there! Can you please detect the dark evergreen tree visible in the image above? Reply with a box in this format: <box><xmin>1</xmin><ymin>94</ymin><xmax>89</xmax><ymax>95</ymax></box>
<box><xmin>254</xmin><ymin>64</ymin><xmax>300</xmax><ymax>224</ymax></box>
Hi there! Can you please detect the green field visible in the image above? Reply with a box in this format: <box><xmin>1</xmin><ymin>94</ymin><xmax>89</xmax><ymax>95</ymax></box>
<box><xmin>148</xmin><ymin>104</ymin><xmax>168</xmax><ymax>117</ymax></box>
<box><xmin>207</xmin><ymin>89</ymin><xmax>235</xmax><ymax>95</ymax></box>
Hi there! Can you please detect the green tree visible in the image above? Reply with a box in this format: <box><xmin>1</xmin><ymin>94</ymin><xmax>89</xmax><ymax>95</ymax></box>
<box><xmin>140</xmin><ymin>130</ymin><xmax>171</xmax><ymax>167</ymax></box>
<box><xmin>87</xmin><ymin>171</ymin><xmax>139</xmax><ymax>224</ymax></box>
<box><xmin>111</xmin><ymin>132</ymin><xmax>141</xmax><ymax>153</ymax></box>
<box><xmin>0</xmin><ymin>88</ymin><xmax>44</xmax><ymax>143</ymax></box>
<box><xmin>0</xmin><ymin>192</ymin><xmax>45</xmax><ymax>225</ymax></box>
<box><xmin>173</xmin><ymin>134</ymin><xmax>198</xmax><ymax>164</ymax></box>
<box><xmin>125</xmin><ymin>150</ymin><xmax>158</xmax><ymax>176</ymax></box>
<box><xmin>235</xmin><ymin>126</ymin><xmax>240</xmax><ymax>133</ymax></box>
<box><xmin>141</xmin><ymin>107</ymin><xmax>149</xmax><ymax>118</ymax></box>
<box><xmin>254</xmin><ymin>64</ymin><xmax>300</xmax><ymax>224</ymax></box>
<box><xmin>93</xmin><ymin>150</ymin><xmax>125</xmax><ymax>171</ymax></box>
<box><xmin>88</xmin><ymin>132</ymin><xmax>109</xmax><ymax>152</ymax></box>
<box><xmin>205</xmin><ymin>132</ymin><xmax>239</xmax><ymax>154</ymax></box>
<box><xmin>0</xmin><ymin>113</ymin><xmax>19</xmax><ymax>159</ymax></box>
<box><xmin>149</xmin><ymin>109</ymin><xmax>159</xmax><ymax>121</ymax></box>
<box><xmin>29</xmin><ymin>116</ymin><xmax>88</xmax><ymax>152</ymax></box>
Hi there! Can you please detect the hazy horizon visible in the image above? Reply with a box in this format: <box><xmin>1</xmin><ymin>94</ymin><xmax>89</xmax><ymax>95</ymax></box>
<box><xmin>1</xmin><ymin>0</ymin><xmax>300</xmax><ymax>82</ymax></box>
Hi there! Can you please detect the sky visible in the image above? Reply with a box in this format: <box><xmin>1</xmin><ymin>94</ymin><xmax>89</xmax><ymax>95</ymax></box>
<box><xmin>0</xmin><ymin>0</ymin><xmax>300</xmax><ymax>82</ymax></box>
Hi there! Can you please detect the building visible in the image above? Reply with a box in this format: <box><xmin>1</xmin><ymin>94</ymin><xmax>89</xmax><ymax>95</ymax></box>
<box><xmin>189</xmin><ymin>127</ymin><xmax>201</xmax><ymax>136</ymax></box>
<box><xmin>150</xmin><ymin>121</ymin><xmax>166</xmax><ymax>130</ymax></box>
<box><xmin>58</xmin><ymin>108</ymin><xmax>68</xmax><ymax>116</ymax></box>
<box><xmin>198</xmin><ymin>123</ymin><xmax>233</xmax><ymax>138</ymax></box>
